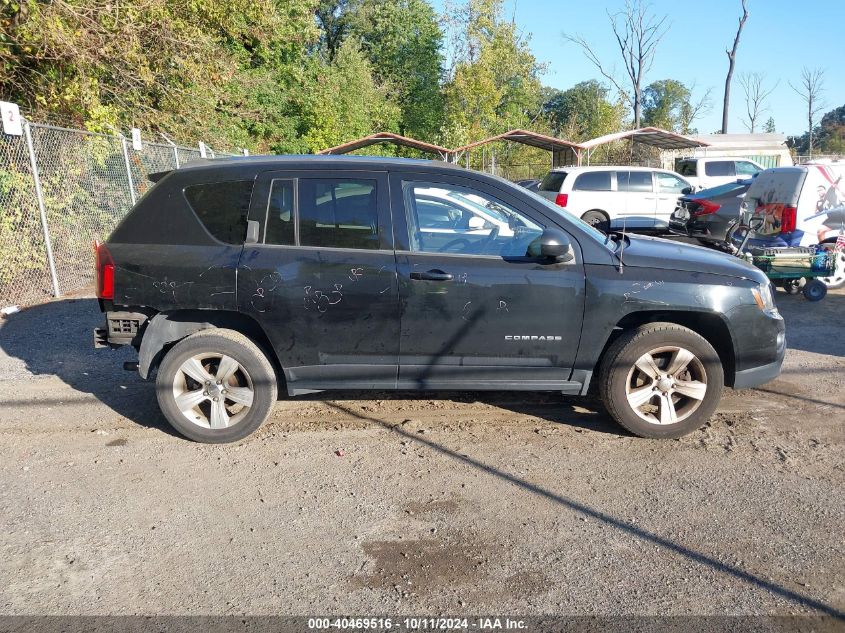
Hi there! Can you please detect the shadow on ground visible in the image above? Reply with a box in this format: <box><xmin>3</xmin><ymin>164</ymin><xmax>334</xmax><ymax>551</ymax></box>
<box><xmin>0</xmin><ymin>297</ymin><xmax>176</xmax><ymax>436</ymax></box>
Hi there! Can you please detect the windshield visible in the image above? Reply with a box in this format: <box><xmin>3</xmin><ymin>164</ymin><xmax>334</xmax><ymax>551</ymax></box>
<box><xmin>533</xmin><ymin>194</ymin><xmax>611</xmax><ymax>245</ymax></box>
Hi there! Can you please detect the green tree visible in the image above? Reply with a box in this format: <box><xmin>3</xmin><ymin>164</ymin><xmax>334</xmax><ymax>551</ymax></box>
<box><xmin>292</xmin><ymin>38</ymin><xmax>401</xmax><ymax>153</ymax></box>
<box><xmin>764</xmin><ymin>117</ymin><xmax>777</xmax><ymax>133</ymax></box>
<box><xmin>350</xmin><ymin>0</ymin><xmax>445</xmax><ymax>139</ymax></box>
<box><xmin>441</xmin><ymin>0</ymin><xmax>544</xmax><ymax>146</ymax></box>
<box><xmin>543</xmin><ymin>80</ymin><xmax>625</xmax><ymax>141</ymax></box>
<box><xmin>642</xmin><ymin>79</ymin><xmax>709</xmax><ymax>134</ymax></box>
<box><xmin>0</xmin><ymin>0</ymin><xmax>319</xmax><ymax>150</ymax></box>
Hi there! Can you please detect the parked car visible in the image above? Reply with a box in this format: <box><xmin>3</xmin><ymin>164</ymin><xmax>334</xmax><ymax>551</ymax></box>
<box><xmin>94</xmin><ymin>155</ymin><xmax>784</xmax><ymax>443</ymax></box>
<box><xmin>537</xmin><ymin>166</ymin><xmax>692</xmax><ymax>232</ymax></box>
<box><xmin>514</xmin><ymin>178</ymin><xmax>540</xmax><ymax>192</ymax></box>
<box><xmin>675</xmin><ymin>157</ymin><xmax>763</xmax><ymax>191</ymax></box>
<box><xmin>741</xmin><ymin>164</ymin><xmax>845</xmax><ymax>288</ymax></box>
<box><xmin>668</xmin><ymin>178</ymin><xmax>753</xmax><ymax>247</ymax></box>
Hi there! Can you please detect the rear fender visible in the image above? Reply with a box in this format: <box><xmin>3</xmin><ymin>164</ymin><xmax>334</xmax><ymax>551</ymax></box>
<box><xmin>137</xmin><ymin>310</ymin><xmax>280</xmax><ymax>379</ymax></box>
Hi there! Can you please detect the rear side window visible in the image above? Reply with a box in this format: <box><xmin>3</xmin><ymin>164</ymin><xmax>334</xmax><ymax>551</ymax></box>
<box><xmin>183</xmin><ymin>180</ymin><xmax>253</xmax><ymax>244</ymax></box>
<box><xmin>705</xmin><ymin>161</ymin><xmax>735</xmax><ymax>177</ymax></box>
<box><xmin>617</xmin><ymin>171</ymin><xmax>653</xmax><ymax>193</ymax></box>
<box><xmin>573</xmin><ymin>171</ymin><xmax>612</xmax><ymax>191</ymax></box>
<box><xmin>299</xmin><ymin>179</ymin><xmax>379</xmax><ymax>249</ymax></box>
<box><xmin>540</xmin><ymin>172</ymin><xmax>567</xmax><ymax>192</ymax></box>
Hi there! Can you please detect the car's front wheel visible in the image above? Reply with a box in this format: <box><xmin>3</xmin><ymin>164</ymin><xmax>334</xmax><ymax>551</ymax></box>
<box><xmin>599</xmin><ymin>323</ymin><xmax>724</xmax><ymax>438</ymax></box>
<box><xmin>155</xmin><ymin>329</ymin><xmax>277</xmax><ymax>443</ymax></box>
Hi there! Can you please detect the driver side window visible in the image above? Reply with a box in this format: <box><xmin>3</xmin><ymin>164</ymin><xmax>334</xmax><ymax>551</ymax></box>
<box><xmin>403</xmin><ymin>181</ymin><xmax>544</xmax><ymax>257</ymax></box>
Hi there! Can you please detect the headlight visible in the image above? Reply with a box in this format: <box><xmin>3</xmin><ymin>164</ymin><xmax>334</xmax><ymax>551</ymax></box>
<box><xmin>751</xmin><ymin>282</ymin><xmax>779</xmax><ymax>316</ymax></box>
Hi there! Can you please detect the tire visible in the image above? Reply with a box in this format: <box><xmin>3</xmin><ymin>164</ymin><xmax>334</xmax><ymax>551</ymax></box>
<box><xmin>820</xmin><ymin>246</ymin><xmax>845</xmax><ymax>289</ymax></box>
<box><xmin>781</xmin><ymin>278</ymin><xmax>803</xmax><ymax>295</ymax></box>
<box><xmin>155</xmin><ymin>328</ymin><xmax>277</xmax><ymax>443</ymax></box>
<box><xmin>598</xmin><ymin>323</ymin><xmax>724</xmax><ymax>439</ymax></box>
<box><xmin>802</xmin><ymin>279</ymin><xmax>827</xmax><ymax>302</ymax></box>
<box><xmin>580</xmin><ymin>210</ymin><xmax>609</xmax><ymax>232</ymax></box>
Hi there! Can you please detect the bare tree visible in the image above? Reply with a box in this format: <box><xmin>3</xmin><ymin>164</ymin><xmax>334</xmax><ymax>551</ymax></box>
<box><xmin>564</xmin><ymin>0</ymin><xmax>668</xmax><ymax>128</ymax></box>
<box><xmin>739</xmin><ymin>72</ymin><xmax>778</xmax><ymax>132</ymax></box>
<box><xmin>681</xmin><ymin>85</ymin><xmax>714</xmax><ymax>134</ymax></box>
<box><xmin>790</xmin><ymin>67</ymin><xmax>826</xmax><ymax>155</ymax></box>
<box><xmin>721</xmin><ymin>0</ymin><xmax>749</xmax><ymax>134</ymax></box>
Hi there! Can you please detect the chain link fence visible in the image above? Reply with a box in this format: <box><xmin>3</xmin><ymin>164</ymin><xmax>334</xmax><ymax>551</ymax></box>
<box><xmin>0</xmin><ymin>120</ymin><xmax>240</xmax><ymax>308</ymax></box>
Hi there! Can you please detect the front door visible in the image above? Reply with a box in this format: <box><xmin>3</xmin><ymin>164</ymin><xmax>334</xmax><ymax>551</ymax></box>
<box><xmin>655</xmin><ymin>171</ymin><xmax>689</xmax><ymax>221</ymax></box>
<box><xmin>389</xmin><ymin>172</ymin><xmax>586</xmax><ymax>390</ymax></box>
<box><xmin>237</xmin><ymin>170</ymin><xmax>399</xmax><ymax>393</ymax></box>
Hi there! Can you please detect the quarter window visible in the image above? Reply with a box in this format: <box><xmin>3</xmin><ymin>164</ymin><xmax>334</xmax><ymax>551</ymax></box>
<box><xmin>298</xmin><ymin>179</ymin><xmax>379</xmax><ymax>250</ymax></box>
<box><xmin>183</xmin><ymin>180</ymin><xmax>253</xmax><ymax>245</ymax></box>
<box><xmin>264</xmin><ymin>179</ymin><xmax>295</xmax><ymax>245</ymax></box>
<box><xmin>573</xmin><ymin>171</ymin><xmax>612</xmax><ymax>191</ymax></box>
<box><xmin>404</xmin><ymin>182</ymin><xmax>544</xmax><ymax>258</ymax></box>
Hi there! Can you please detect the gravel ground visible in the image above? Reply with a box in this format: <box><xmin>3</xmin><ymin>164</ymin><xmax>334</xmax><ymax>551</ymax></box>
<box><xmin>0</xmin><ymin>288</ymin><xmax>843</xmax><ymax>617</ymax></box>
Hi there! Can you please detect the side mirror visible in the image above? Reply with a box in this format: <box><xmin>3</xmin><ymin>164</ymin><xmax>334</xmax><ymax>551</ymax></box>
<box><xmin>681</xmin><ymin>187</ymin><xmax>693</xmax><ymax>195</ymax></box>
<box><xmin>537</xmin><ymin>228</ymin><xmax>574</xmax><ymax>262</ymax></box>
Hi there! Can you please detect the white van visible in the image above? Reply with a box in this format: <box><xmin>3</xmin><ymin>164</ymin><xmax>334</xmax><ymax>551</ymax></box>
<box><xmin>537</xmin><ymin>166</ymin><xmax>692</xmax><ymax>231</ymax></box>
<box><xmin>675</xmin><ymin>157</ymin><xmax>764</xmax><ymax>191</ymax></box>
<box><xmin>742</xmin><ymin>163</ymin><xmax>845</xmax><ymax>288</ymax></box>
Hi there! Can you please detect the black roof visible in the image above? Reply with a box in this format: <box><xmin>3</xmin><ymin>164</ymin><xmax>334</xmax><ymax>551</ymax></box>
<box><xmin>150</xmin><ymin>154</ymin><xmax>464</xmax><ymax>183</ymax></box>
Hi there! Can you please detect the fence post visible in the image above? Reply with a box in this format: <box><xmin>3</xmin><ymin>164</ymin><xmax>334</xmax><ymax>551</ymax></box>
<box><xmin>160</xmin><ymin>133</ymin><xmax>180</xmax><ymax>169</ymax></box>
<box><xmin>23</xmin><ymin>120</ymin><xmax>61</xmax><ymax>298</ymax></box>
<box><xmin>119</xmin><ymin>134</ymin><xmax>137</xmax><ymax>206</ymax></box>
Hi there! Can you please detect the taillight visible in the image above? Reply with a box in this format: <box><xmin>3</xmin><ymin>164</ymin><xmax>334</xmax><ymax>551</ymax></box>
<box><xmin>555</xmin><ymin>193</ymin><xmax>569</xmax><ymax>207</ymax></box>
<box><xmin>692</xmin><ymin>199</ymin><xmax>721</xmax><ymax>216</ymax></box>
<box><xmin>780</xmin><ymin>206</ymin><xmax>797</xmax><ymax>233</ymax></box>
<box><xmin>94</xmin><ymin>240</ymin><xmax>114</xmax><ymax>300</ymax></box>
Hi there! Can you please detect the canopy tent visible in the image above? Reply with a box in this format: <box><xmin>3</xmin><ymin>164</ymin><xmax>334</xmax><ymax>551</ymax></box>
<box><xmin>318</xmin><ymin>132</ymin><xmax>452</xmax><ymax>160</ymax></box>
<box><xmin>578</xmin><ymin>127</ymin><xmax>709</xmax><ymax>164</ymax></box>
<box><xmin>451</xmin><ymin>129</ymin><xmax>584</xmax><ymax>169</ymax></box>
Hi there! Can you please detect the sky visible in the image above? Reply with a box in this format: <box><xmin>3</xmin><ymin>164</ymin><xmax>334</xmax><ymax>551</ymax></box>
<box><xmin>433</xmin><ymin>0</ymin><xmax>845</xmax><ymax>136</ymax></box>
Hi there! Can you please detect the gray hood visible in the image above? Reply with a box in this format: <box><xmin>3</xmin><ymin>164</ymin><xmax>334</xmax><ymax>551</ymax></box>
<box><xmin>617</xmin><ymin>235</ymin><xmax>767</xmax><ymax>283</ymax></box>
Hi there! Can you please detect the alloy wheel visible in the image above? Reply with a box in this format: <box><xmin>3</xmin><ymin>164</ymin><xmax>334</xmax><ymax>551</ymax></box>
<box><xmin>172</xmin><ymin>353</ymin><xmax>254</xmax><ymax>429</ymax></box>
<box><xmin>624</xmin><ymin>346</ymin><xmax>708</xmax><ymax>425</ymax></box>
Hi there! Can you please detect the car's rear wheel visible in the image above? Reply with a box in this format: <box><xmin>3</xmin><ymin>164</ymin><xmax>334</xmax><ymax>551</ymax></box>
<box><xmin>580</xmin><ymin>210</ymin><xmax>609</xmax><ymax>232</ymax></box>
<box><xmin>155</xmin><ymin>329</ymin><xmax>277</xmax><ymax>443</ymax></box>
<box><xmin>599</xmin><ymin>323</ymin><xmax>724</xmax><ymax>438</ymax></box>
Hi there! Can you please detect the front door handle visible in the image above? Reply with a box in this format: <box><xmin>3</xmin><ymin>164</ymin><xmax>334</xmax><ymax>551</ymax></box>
<box><xmin>410</xmin><ymin>269</ymin><xmax>453</xmax><ymax>282</ymax></box>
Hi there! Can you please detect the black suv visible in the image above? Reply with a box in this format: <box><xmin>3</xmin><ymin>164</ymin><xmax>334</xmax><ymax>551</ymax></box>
<box><xmin>94</xmin><ymin>156</ymin><xmax>785</xmax><ymax>443</ymax></box>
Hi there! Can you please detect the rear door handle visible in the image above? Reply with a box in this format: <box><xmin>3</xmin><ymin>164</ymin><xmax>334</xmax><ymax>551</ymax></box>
<box><xmin>410</xmin><ymin>269</ymin><xmax>453</xmax><ymax>282</ymax></box>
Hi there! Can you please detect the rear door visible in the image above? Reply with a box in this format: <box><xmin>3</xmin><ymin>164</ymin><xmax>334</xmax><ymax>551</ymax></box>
<box><xmin>237</xmin><ymin>170</ymin><xmax>399</xmax><ymax>393</ymax></box>
<box><xmin>617</xmin><ymin>170</ymin><xmax>657</xmax><ymax>219</ymax></box>
<box><xmin>389</xmin><ymin>171</ymin><xmax>586</xmax><ymax>390</ymax></box>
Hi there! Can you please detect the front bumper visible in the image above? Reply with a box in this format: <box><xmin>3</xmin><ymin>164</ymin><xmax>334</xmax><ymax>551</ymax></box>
<box><xmin>732</xmin><ymin>354</ymin><xmax>785</xmax><ymax>389</ymax></box>
<box><xmin>731</xmin><ymin>315</ymin><xmax>786</xmax><ymax>389</ymax></box>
